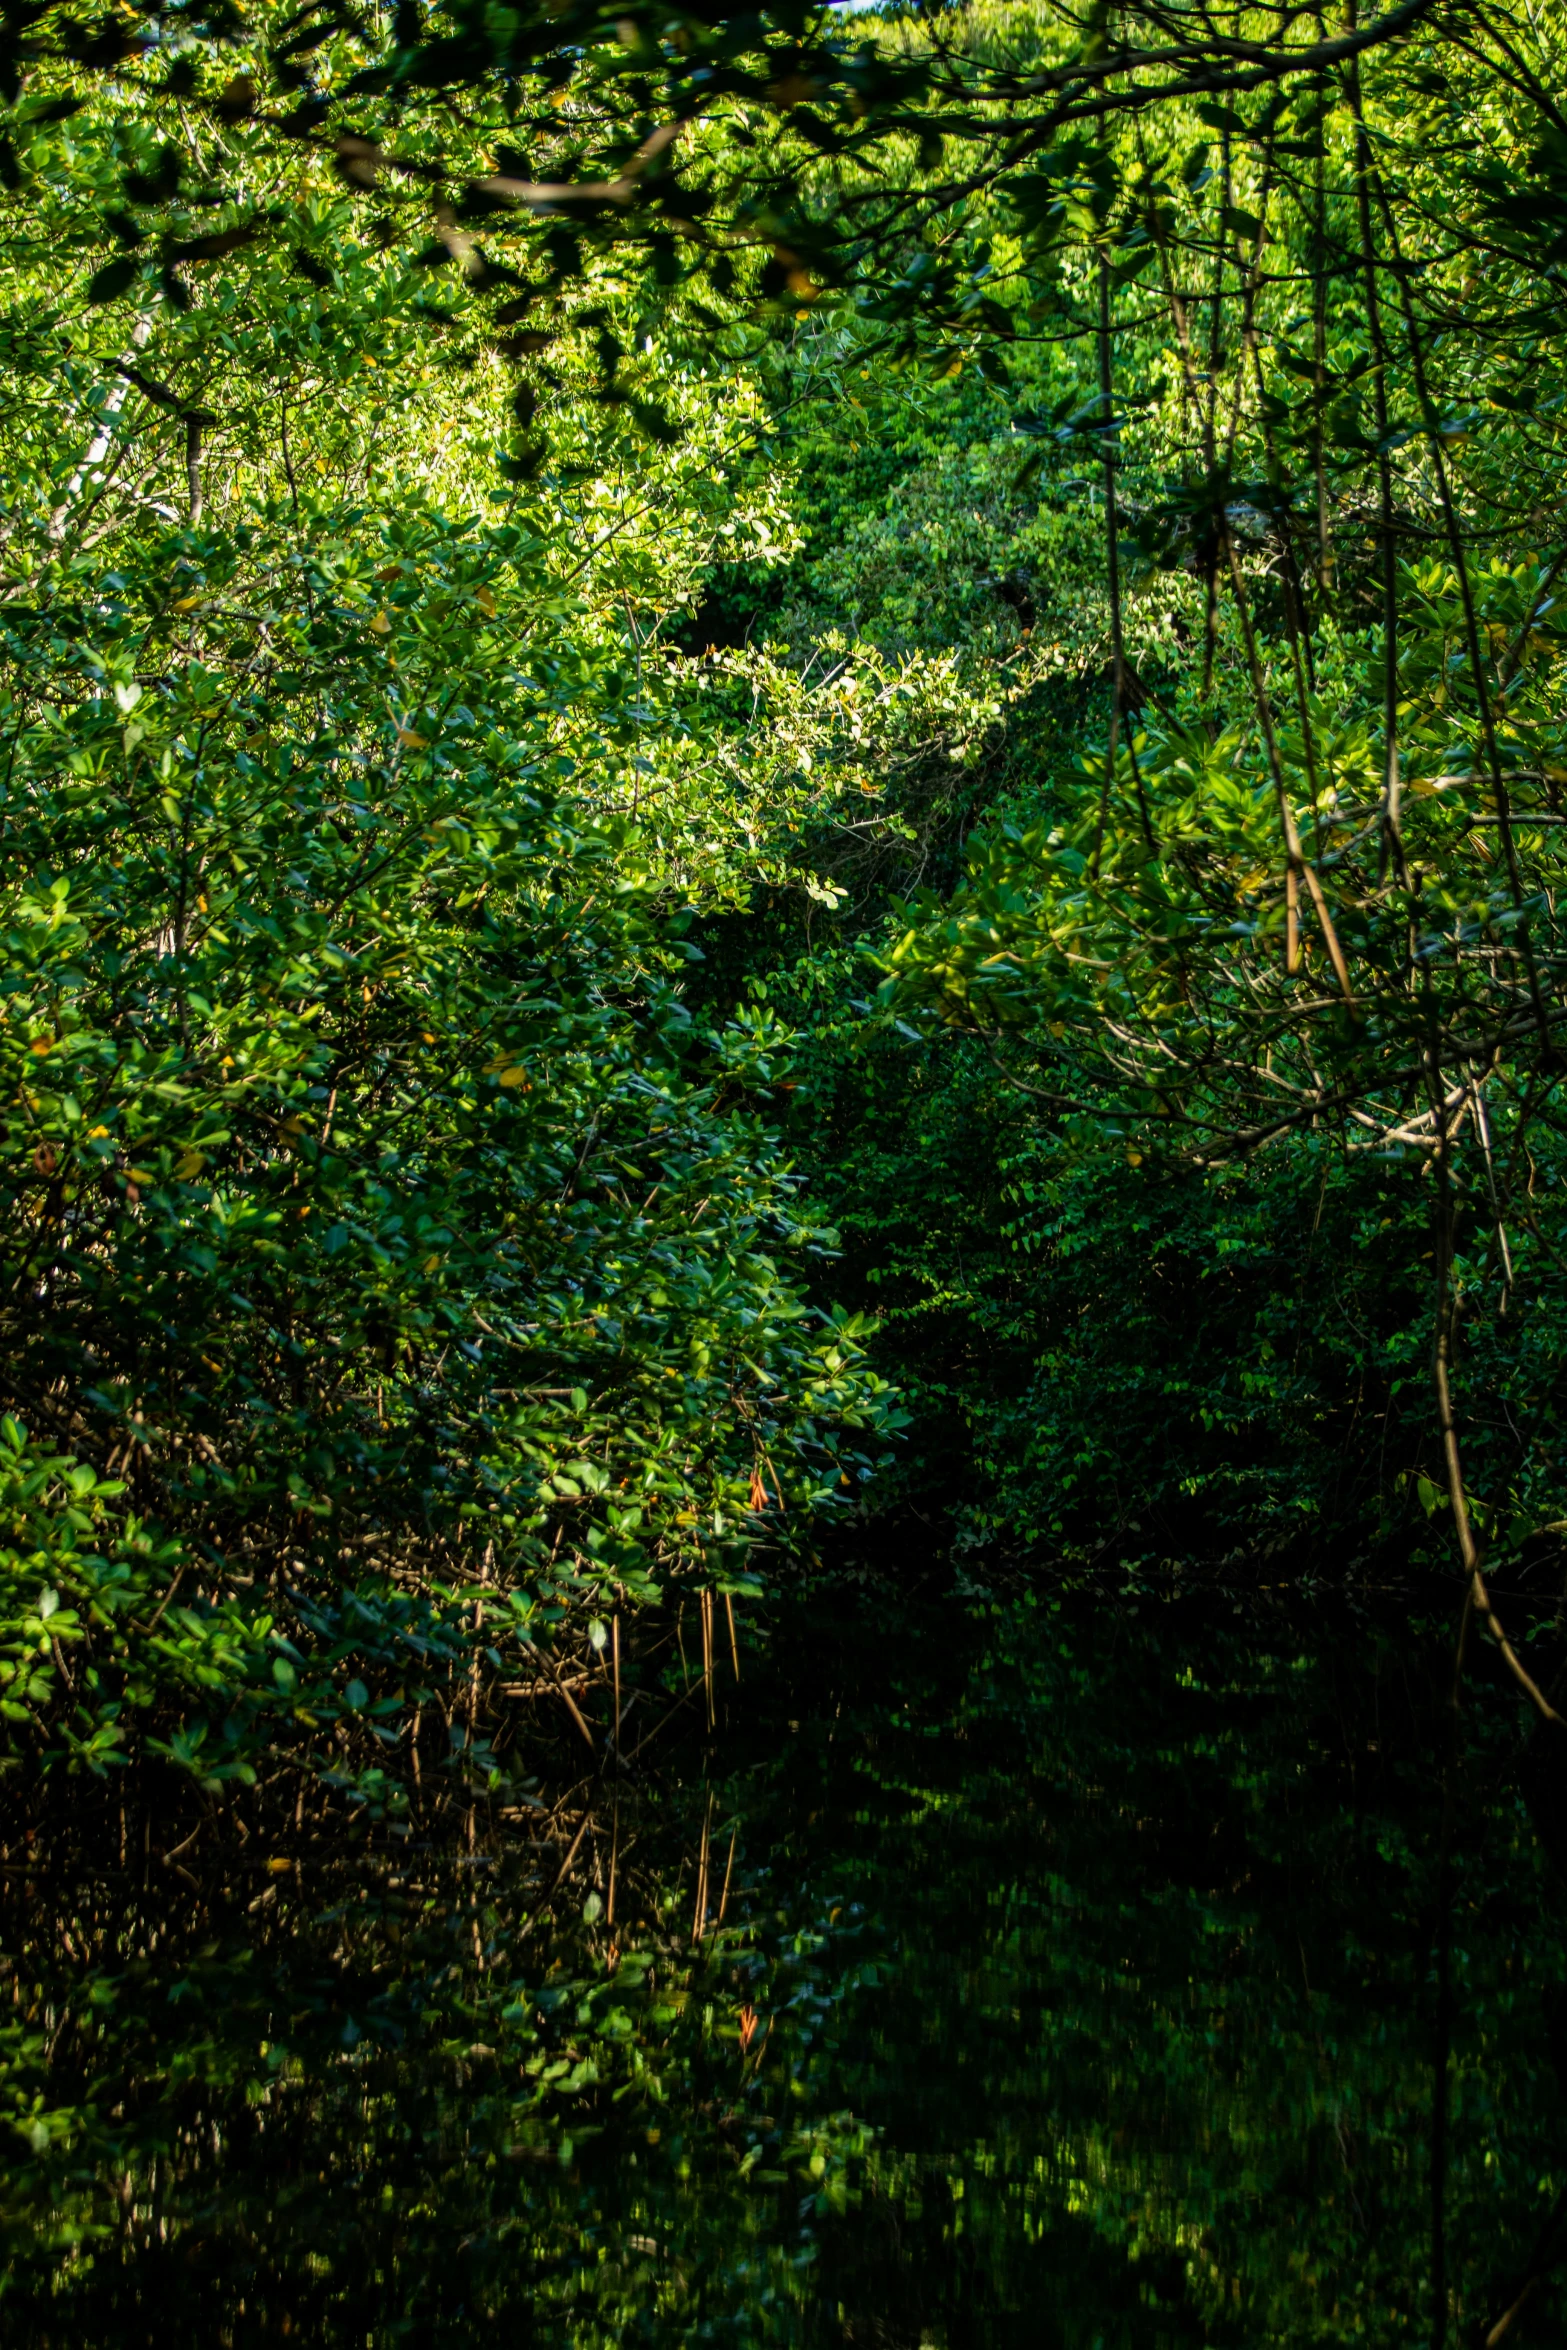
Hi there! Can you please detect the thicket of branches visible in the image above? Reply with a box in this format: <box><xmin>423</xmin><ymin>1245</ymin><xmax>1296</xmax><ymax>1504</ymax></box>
<box><xmin>6</xmin><ymin>0</ymin><xmax>1567</xmax><ymax>1855</ymax></box>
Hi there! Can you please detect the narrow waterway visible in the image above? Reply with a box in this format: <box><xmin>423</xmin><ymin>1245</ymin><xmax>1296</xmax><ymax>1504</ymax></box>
<box><xmin>5</xmin><ymin>1580</ymin><xmax>1564</xmax><ymax>2345</ymax></box>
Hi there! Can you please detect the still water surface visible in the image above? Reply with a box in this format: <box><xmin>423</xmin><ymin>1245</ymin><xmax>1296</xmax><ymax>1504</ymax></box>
<box><xmin>5</xmin><ymin>1584</ymin><xmax>1564</xmax><ymax>2345</ymax></box>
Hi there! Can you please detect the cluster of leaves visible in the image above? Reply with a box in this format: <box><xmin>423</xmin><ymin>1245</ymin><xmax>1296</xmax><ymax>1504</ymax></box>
<box><xmin>9</xmin><ymin>0</ymin><xmax>1567</xmax><ymax>1905</ymax></box>
<box><xmin>0</xmin><ymin>0</ymin><xmax>1451</xmax><ymax>451</ymax></box>
<box><xmin>805</xmin><ymin>19</ymin><xmax>1567</xmax><ymax>1608</ymax></box>
<box><xmin>1</xmin><ymin>496</ymin><xmax>900</xmax><ymax>1794</ymax></box>
<box><xmin>793</xmin><ymin>1024</ymin><xmax>1567</xmax><ymax>1581</ymax></box>
<box><xmin>0</xmin><ymin>92</ymin><xmax>921</xmax><ymax>1807</ymax></box>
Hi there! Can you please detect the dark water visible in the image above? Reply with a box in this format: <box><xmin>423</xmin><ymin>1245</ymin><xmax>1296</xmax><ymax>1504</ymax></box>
<box><xmin>4</xmin><ymin>1583</ymin><xmax>1566</xmax><ymax>2346</ymax></box>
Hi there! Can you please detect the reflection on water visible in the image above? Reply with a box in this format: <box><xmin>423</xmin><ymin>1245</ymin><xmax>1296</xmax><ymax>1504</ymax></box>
<box><xmin>4</xmin><ymin>1585</ymin><xmax>1565</xmax><ymax>2346</ymax></box>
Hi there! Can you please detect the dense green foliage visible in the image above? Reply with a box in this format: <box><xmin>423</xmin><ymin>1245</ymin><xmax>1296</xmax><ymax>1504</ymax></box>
<box><xmin>1</xmin><ymin>440</ymin><xmax>903</xmax><ymax>1796</ymax></box>
<box><xmin>10</xmin><ymin>0</ymin><xmax>1567</xmax><ymax>2332</ymax></box>
<box><xmin>10</xmin><ymin>0</ymin><xmax>1567</xmax><ymax>1779</ymax></box>
<box><xmin>0</xmin><ymin>417</ymin><xmax>908</xmax><ymax>1797</ymax></box>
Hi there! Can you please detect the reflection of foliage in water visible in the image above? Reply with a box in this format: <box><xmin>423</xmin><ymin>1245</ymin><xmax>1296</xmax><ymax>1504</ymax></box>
<box><xmin>777</xmin><ymin>1594</ymin><xmax>1567</xmax><ymax>2347</ymax></box>
<box><xmin>0</xmin><ymin>1727</ymin><xmax>875</xmax><ymax>2344</ymax></box>
<box><xmin>3</xmin><ymin>1591</ymin><xmax>1564</xmax><ymax>2345</ymax></box>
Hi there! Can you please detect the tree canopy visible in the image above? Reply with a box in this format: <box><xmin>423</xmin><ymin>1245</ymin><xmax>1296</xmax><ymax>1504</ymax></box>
<box><xmin>7</xmin><ymin>0</ymin><xmax>1567</xmax><ymax>1871</ymax></box>
<box><xmin>12</xmin><ymin>3</ymin><xmax>1567</xmax><ymax>2339</ymax></box>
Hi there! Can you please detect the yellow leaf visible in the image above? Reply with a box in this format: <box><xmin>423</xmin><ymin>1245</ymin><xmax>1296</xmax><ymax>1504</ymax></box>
<box><xmin>495</xmin><ymin>1066</ymin><xmax>530</xmax><ymax>1088</ymax></box>
<box><xmin>172</xmin><ymin>593</ymin><xmax>203</xmax><ymax>611</ymax></box>
<box><xmin>175</xmin><ymin>1150</ymin><xmax>206</xmax><ymax>1180</ymax></box>
<box><xmin>30</xmin><ymin>1036</ymin><xmax>52</xmax><ymax>1055</ymax></box>
<box><xmin>395</xmin><ymin>727</ymin><xmax>428</xmax><ymax>749</ymax></box>
<box><xmin>424</xmin><ymin>1253</ymin><xmax>441</xmax><ymax>1273</ymax></box>
<box><xmin>369</xmin><ymin>609</ymin><xmax>391</xmax><ymax>635</ymax></box>
<box><xmin>476</xmin><ymin>585</ymin><xmax>496</xmax><ymax>616</ymax></box>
